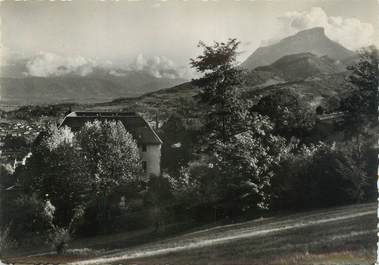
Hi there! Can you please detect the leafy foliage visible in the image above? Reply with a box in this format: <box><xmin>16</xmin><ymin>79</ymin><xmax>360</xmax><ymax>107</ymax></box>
<box><xmin>8</xmin><ymin>194</ymin><xmax>53</xmax><ymax>241</ymax></box>
<box><xmin>341</xmin><ymin>46</ymin><xmax>378</xmax><ymax>128</ymax></box>
<box><xmin>15</xmin><ymin>120</ymin><xmax>142</xmax><ymax>245</ymax></box>
<box><xmin>21</xmin><ymin>125</ymin><xmax>88</xmax><ymax>226</ymax></box>
<box><xmin>252</xmin><ymin>89</ymin><xmax>316</xmax><ymax>139</ymax></box>
<box><xmin>76</xmin><ymin>120</ymin><xmax>142</xmax><ymax>196</ymax></box>
<box><xmin>210</xmin><ymin>116</ymin><xmax>286</xmax><ymax>214</ymax></box>
<box><xmin>144</xmin><ymin>176</ymin><xmax>174</xmax><ymax>232</ymax></box>
<box><xmin>189</xmin><ymin>39</ymin><xmax>289</xmax><ymax>216</ymax></box>
<box><xmin>0</xmin><ymin>225</ymin><xmax>16</xmax><ymax>255</ymax></box>
<box><xmin>191</xmin><ymin>39</ymin><xmax>250</xmax><ymax>143</ymax></box>
<box><xmin>272</xmin><ymin>142</ymin><xmax>368</xmax><ymax>210</ymax></box>
<box><xmin>160</xmin><ymin>114</ymin><xmax>195</xmax><ymax>178</ymax></box>
<box><xmin>48</xmin><ymin>204</ymin><xmax>85</xmax><ymax>254</ymax></box>
<box><xmin>3</xmin><ymin>134</ymin><xmax>29</xmax><ymax>150</ymax></box>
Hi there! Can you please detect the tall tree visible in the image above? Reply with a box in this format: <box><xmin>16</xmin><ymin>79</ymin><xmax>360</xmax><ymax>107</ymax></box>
<box><xmin>190</xmin><ymin>39</ymin><xmax>249</xmax><ymax>143</ymax></box>
<box><xmin>340</xmin><ymin>46</ymin><xmax>378</xmax><ymax>165</ymax></box>
<box><xmin>211</xmin><ymin>117</ymin><xmax>286</xmax><ymax>214</ymax></box>
<box><xmin>189</xmin><ymin>39</ymin><xmax>288</xmax><ymax>214</ymax></box>
<box><xmin>342</xmin><ymin>46</ymin><xmax>378</xmax><ymax>129</ymax></box>
<box><xmin>76</xmin><ymin>120</ymin><xmax>142</xmax><ymax>197</ymax></box>
<box><xmin>19</xmin><ymin>121</ymin><xmax>142</xmax><ymax>231</ymax></box>
<box><xmin>21</xmin><ymin>125</ymin><xmax>86</xmax><ymax>226</ymax></box>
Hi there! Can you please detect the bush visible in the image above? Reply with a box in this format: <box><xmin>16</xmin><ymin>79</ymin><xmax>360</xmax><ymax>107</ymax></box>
<box><xmin>252</xmin><ymin>89</ymin><xmax>316</xmax><ymax>139</ymax></box>
<box><xmin>0</xmin><ymin>225</ymin><xmax>16</xmax><ymax>255</ymax></box>
<box><xmin>144</xmin><ymin>176</ymin><xmax>175</xmax><ymax>232</ymax></box>
<box><xmin>46</xmin><ymin>203</ymin><xmax>84</xmax><ymax>254</ymax></box>
<box><xmin>160</xmin><ymin>114</ymin><xmax>195</xmax><ymax>178</ymax></box>
<box><xmin>48</xmin><ymin>227</ymin><xmax>70</xmax><ymax>254</ymax></box>
<box><xmin>3</xmin><ymin>135</ymin><xmax>28</xmax><ymax>150</ymax></box>
<box><xmin>271</xmin><ymin>143</ymin><xmax>368</xmax><ymax>210</ymax></box>
<box><xmin>8</xmin><ymin>194</ymin><xmax>54</xmax><ymax>241</ymax></box>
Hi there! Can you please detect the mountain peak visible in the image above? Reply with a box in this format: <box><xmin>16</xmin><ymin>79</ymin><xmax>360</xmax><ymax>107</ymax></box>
<box><xmin>296</xmin><ymin>27</ymin><xmax>325</xmax><ymax>36</ymax></box>
<box><xmin>241</xmin><ymin>27</ymin><xmax>354</xmax><ymax>71</ymax></box>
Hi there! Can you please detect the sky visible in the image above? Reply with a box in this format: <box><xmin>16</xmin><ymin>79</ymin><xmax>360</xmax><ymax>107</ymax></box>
<box><xmin>1</xmin><ymin>0</ymin><xmax>378</xmax><ymax>78</ymax></box>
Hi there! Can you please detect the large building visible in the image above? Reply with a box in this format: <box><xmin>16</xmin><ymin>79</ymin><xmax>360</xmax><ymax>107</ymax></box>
<box><xmin>60</xmin><ymin>111</ymin><xmax>162</xmax><ymax>176</ymax></box>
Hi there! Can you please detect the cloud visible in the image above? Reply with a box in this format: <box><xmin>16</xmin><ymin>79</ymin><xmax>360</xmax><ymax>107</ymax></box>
<box><xmin>275</xmin><ymin>7</ymin><xmax>376</xmax><ymax>50</ymax></box>
<box><xmin>25</xmin><ymin>52</ymin><xmax>95</xmax><ymax>77</ymax></box>
<box><xmin>23</xmin><ymin>52</ymin><xmax>193</xmax><ymax>80</ymax></box>
<box><xmin>127</xmin><ymin>54</ymin><xmax>193</xmax><ymax>79</ymax></box>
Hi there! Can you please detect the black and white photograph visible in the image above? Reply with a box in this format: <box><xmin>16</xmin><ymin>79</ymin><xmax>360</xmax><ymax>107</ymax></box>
<box><xmin>0</xmin><ymin>0</ymin><xmax>378</xmax><ymax>264</ymax></box>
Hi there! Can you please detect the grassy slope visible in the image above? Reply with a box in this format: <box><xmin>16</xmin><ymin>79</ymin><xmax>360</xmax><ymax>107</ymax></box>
<box><xmin>74</xmin><ymin>82</ymin><xmax>200</xmax><ymax>122</ymax></box>
<box><xmin>5</xmin><ymin>203</ymin><xmax>375</xmax><ymax>265</ymax></box>
<box><xmin>109</xmin><ymin>203</ymin><xmax>377</xmax><ymax>265</ymax></box>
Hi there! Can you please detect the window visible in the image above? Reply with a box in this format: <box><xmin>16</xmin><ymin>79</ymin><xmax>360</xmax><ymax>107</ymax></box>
<box><xmin>142</xmin><ymin>161</ymin><xmax>147</xmax><ymax>172</ymax></box>
<box><xmin>142</xmin><ymin>144</ymin><xmax>147</xmax><ymax>152</ymax></box>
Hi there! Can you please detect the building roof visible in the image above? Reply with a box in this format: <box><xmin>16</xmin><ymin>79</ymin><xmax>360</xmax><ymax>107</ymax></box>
<box><xmin>316</xmin><ymin>112</ymin><xmax>346</xmax><ymax>123</ymax></box>
<box><xmin>60</xmin><ymin>111</ymin><xmax>162</xmax><ymax>145</ymax></box>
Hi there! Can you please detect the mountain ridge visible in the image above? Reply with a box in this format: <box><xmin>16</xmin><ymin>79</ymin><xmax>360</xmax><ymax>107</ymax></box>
<box><xmin>241</xmin><ymin>27</ymin><xmax>356</xmax><ymax>70</ymax></box>
<box><xmin>252</xmin><ymin>52</ymin><xmax>346</xmax><ymax>82</ymax></box>
<box><xmin>0</xmin><ymin>73</ymin><xmax>187</xmax><ymax>106</ymax></box>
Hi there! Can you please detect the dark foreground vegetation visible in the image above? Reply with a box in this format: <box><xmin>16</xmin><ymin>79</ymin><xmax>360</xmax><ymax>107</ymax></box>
<box><xmin>0</xmin><ymin>40</ymin><xmax>377</xmax><ymax>259</ymax></box>
<box><xmin>3</xmin><ymin>203</ymin><xmax>376</xmax><ymax>265</ymax></box>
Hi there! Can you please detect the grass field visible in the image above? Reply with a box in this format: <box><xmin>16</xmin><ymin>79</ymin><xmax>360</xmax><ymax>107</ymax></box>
<box><xmin>3</xmin><ymin>203</ymin><xmax>377</xmax><ymax>265</ymax></box>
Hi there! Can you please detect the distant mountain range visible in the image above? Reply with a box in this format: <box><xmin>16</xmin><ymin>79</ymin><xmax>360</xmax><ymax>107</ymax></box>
<box><xmin>0</xmin><ymin>69</ymin><xmax>186</xmax><ymax>106</ymax></box>
<box><xmin>134</xmin><ymin>27</ymin><xmax>356</xmax><ymax>114</ymax></box>
<box><xmin>1</xmin><ymin>27</ymin><xmax>358</xmax><ymax>109</ymax></box>
<box><xmin>86</xmin><ymin>50</ymin><xmax>352</xmax><ymax>119</ymax></box>
<box><xmin>241</xmin><ymin>27</ymin><xmax>356</xmax><ymax>71</ymax></box>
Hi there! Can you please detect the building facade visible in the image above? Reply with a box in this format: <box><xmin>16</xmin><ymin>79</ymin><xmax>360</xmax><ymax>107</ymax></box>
<box><xmin>60</xmin><ymin>111</ymin><xmax>162</xmax><ymax>176</ymax></box>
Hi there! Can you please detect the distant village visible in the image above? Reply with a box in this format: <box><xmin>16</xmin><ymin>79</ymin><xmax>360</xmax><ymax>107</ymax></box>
<box><xmin>0</xmin><ymin>120</ymin><xmax>41</xmax><ymax>139</ymax></box>
<box><xmin>0</xmin><ymin>118</ymin><xmax>43</xmax><ymax>168</ymax></box>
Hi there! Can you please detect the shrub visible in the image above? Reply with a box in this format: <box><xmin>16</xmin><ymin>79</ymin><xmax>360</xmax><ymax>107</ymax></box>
<box><xmin>48</xmin><ymin>227</ymin><xmax>70</xmax><ymax>254</ymax></box>
<box><xmin>144</xmin><ymin>176</ymin><xmax>175</xmax><ymax>232</ymax></box>
<box><xmin>45</xmin><ymin>203</ymin><xmax>85</xmax><ymax>254</ymax></box>
<box><xmin>9</xmin><ymin>194</ymin><xmax>53</xmax><ymax>241</ymax></box>
<box><xmin>272</xmin><ymin>142</ymin><xmax>368</xmax><ymax>210</ymax></box>
<box><xmin>0</xmin><ymin>225</ymin><xmax>16</xmax><ymax>255</ymax></box>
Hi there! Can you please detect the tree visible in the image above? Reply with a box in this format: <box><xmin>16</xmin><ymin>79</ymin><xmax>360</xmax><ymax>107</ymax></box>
<box><xmin>177</xmin><ymin>114</ymin><xmax>286</xmax><ymax>217</ymax></box>
<box><xmin>76</xmin><ymin>120</ymin><xmax>142</xmax><ymax>197</ymax></box>
<box><xmin>17</xmin><ymin>121</ymin><xmax>143</xmax><ymax>248</ymax></box>
<box><xmin>144</xmin><ymin>176</ymin><xmax>174</xmax><ymax>233</ymax></box>
<box><xmin>75</xmin><ymin>120</ymin><xmax>143</xmax><ymax>229</ymax></box>
<box><xmin>251</xmin><ymin>89</ymin><xmax>316</xmax><ymax>139</ymax></box>
<box><xmin>160</xmin><ymin>114</ymin><xmax>194</xmax><ymax>178</ymax></box>
<box><xmin>271</xmin><ymin>142</ymin><xmax>368</xmax><ymax>210</ymax></box>
<box><xmin>21</xmin><ymin>125</ymin><xmax>87</xmax><ymax>226</ymax></box>
<box><xmin>190</xmin><ymin>39</ymin><xmax>288</xmax><ymax>216</ymax></box>
<box><xmin>9</xmin><ymin>194</ymin><xmax>54</xmax><ymax>241</ymax></box>
<box><xmin>340</xmin><ymin>46</ymin><xmax>378</xmax><ymax>178</ymax></box>
<box><xmin>342</xmin><ymin>46</ymin><xmax>378</xmax><ymax>130</ymax></box>
<box><xmin>3</xmin><ymin>135</ymin><xmax>28</xmax><ymax>150</ymax></box>
<box><xmin>211</xmin><ymin>115</ymin><xmax>286</xmax><ymax>215</ymax></box>
<box><xmin>190</xmin><ymin>39</ymin><xmax>249</xmax><ymax>143</ymax></box>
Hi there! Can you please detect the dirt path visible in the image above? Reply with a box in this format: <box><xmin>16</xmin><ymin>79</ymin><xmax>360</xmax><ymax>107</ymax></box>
<box><xmin>68</xmin><ymin>203</ymin><xmax>376</xmax><ymax>265</ymax></box>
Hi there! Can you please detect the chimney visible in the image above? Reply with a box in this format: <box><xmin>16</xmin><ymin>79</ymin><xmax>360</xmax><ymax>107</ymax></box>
<box><xmin>155</xmin><ymin>112</ymin><xmax>159</xmax><ymax>131</ymax></box>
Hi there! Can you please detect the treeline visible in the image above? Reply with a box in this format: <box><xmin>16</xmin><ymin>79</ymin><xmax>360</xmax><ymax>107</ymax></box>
<box><xmin>158</xmin><ymin>41</ymin><xmax>377</xmax><ymax>218</ymax></box>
